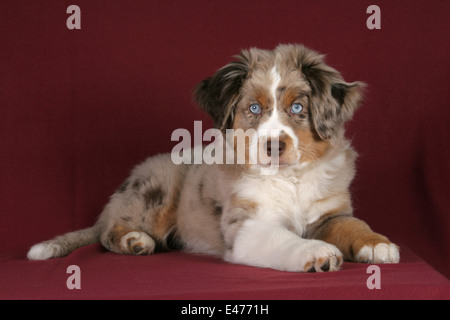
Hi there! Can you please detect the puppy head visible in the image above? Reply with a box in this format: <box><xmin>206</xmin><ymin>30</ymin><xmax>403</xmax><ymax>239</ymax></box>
<box><xmin>195</xmin><ymin>44</ymin><xmax>365</xmax><ymax>168</ymax></box>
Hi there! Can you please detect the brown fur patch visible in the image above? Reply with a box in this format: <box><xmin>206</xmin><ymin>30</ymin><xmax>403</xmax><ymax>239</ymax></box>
<box><xmin>153</xmin><ymin>207</ymin><xmax>177</xmax><ymax>240</ymax></box>
<box><xmin>230</xmin><ymin>195</ymin><xmax>258</xmax><ymax>212</ymax></box>
<box><xmin>308</xmin><ymin>215</ymin><xmax>391</xmax><ymax>261</ymax></box>
<box><xmin>254</xmin><ymin>87</ymin><xmax>271</xmax><ymax>109</ymax></box>
<box><xmin>295</xmin><ymin>128</ymin><xmax>331</xmax><ymax>163</ymax></box>
<box><xmin>281</xmin><ymin>87</ymin><xmax>309</xmax><ymax>112</ymax></box>
<box><xmin>152</xmin><ymin>178</ymin><xmax>183</xmax><ymax>242</ymax></box>
<box><xmin>277</xmin><ymin>133</ymin><xmax>298</xmax><ymax>164</ymax></box>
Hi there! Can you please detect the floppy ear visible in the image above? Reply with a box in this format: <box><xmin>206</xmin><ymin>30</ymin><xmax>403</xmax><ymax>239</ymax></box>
<box><xmin>194</xmin><ymin>52</ymin><xmax>251</xmax><ymax>131</ymax></box>
<box><xmin>301</xmin><ymin>53</ymin><xmax>365</xmax><ymax>140</ymax></box>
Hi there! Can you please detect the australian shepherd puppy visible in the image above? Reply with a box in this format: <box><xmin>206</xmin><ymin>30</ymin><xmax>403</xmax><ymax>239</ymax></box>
<box><xmin>28</xmin><ymin>44</ymin><xmax>399</xmax><ymax>272</ymax></box>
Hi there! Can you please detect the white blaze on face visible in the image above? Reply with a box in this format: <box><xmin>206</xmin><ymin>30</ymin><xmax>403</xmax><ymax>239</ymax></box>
<box><xmin>270</xmin><ymin>66</ymin><xmax>281</xmax><ymax>119</ymax></box>
<box><xmin>249</xmin><ymin>66</ymin><xmax>299</xmax><ymax>169</ymax></box>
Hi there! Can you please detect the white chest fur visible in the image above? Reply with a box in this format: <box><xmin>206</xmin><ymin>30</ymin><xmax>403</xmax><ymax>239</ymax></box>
<box><xmin>233</xmin><ymin>147</ymin><xmax>355</xmax><ymax>236</ymax></box>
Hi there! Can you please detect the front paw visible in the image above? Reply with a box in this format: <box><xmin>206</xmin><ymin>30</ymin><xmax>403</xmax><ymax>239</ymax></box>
<box><xmin>300</xmin><ymin>240</ymin><xmax>343</xmax><ymax>272</ymax></box>
<box><xmin>356</xmin><ymin>243</ymin><xmax>400</xmax><ymax>263</ymax></box>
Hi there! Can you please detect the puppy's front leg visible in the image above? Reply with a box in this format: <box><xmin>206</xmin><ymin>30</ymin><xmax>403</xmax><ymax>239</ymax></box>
<box><xmin>224</xmin><ymin>219</ymin><xmax>343</xmax><ymax>272</ymax></box>
<box><xmin>306</xmin><ymin>214</ymin><xmax>400</xmax><ymax>263</ymax></box>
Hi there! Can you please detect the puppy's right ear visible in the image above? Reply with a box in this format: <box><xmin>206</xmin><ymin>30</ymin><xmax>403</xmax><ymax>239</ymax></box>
<box><xmin>194</xmin><ymin>52</ymin><xmax>251</xmax><ymax>131</ymax></box>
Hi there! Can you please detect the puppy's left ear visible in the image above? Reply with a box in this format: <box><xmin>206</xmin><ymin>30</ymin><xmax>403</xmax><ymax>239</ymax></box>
<box><xmin>331</xmin><ymin>80</ymin><xmax>366</xmax><ymax>122</ymax></box>
<box><xmin>194</xmin><ymin>52</ymin><xmax>251</xmax><ymax>131</ymax></box>
<box><xmin>310</xmin><ymin>77</ymin><xmax>366</xmax><ymax>140</ymax></box>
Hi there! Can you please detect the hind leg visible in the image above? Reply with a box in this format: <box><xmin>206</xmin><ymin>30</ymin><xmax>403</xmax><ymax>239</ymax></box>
<box><xmin>101</xmin><ymin>224</ymin><xmax>156</xmax><ymax>255</ymax></box>
<box><xmin>97</xmin><ymin>153</ymin><xmax>187</xmax><ymax>255</ymax></box>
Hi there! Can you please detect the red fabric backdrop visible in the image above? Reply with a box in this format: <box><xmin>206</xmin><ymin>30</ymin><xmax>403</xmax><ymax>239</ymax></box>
<box><xmin>1</xmin><ymin>0</ymin><xmax>449</xmax><ymax>280</ymax></box>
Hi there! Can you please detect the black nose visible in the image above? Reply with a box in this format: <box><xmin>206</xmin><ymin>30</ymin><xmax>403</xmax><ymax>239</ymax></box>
<box><xmin>265</xmin><ymin>139</ymin><xmax>286</xmax><ymax>157</ymax></box>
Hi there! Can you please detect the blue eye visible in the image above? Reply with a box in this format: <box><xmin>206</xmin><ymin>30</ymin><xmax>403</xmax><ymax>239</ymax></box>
<box><xmin>249</xmin><ymin>103</ymin><xmax>261</xmax><ymax>114</ymax></box>
<box><xmin>290</xmin><ymin>103</ymin><xmax>303</xmax><ymax>114</ymax></box>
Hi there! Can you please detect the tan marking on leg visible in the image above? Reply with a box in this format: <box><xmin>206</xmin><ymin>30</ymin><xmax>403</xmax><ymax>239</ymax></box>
<box><xmin>309</xmin><ymin>215</ymin><xmax>392</xmax><ymax>261</ymax></box>
<box><xmin>152</xmin><ymin>175</ymin><xmax>183</xmax><ymax>241</ymax></box>
<box><xmin>153</xmin><ymin>207</ymin><xmax>177</xmax><ymax>240</ymax></box>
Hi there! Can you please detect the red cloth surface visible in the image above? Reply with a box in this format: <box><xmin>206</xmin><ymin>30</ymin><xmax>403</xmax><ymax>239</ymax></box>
<box><xmin>1</xmin><ymin>244</ymin><xmax>449</xmax><ymax>300</ymax></box>
<box><xmin>1</xmin><ymin>0</ymin><xmax>449</xmax><ymax>299</ymax></box>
